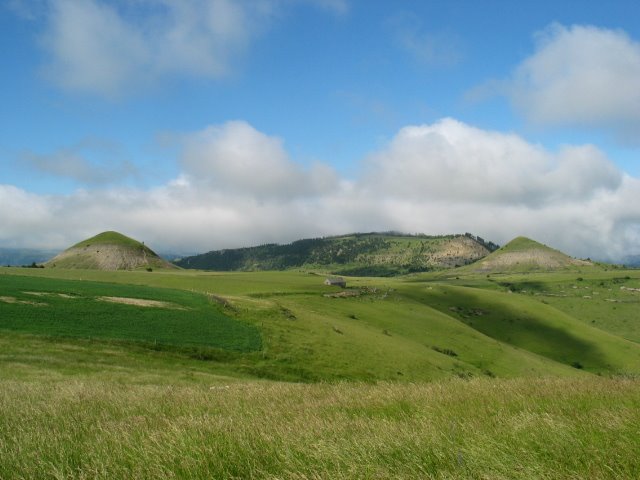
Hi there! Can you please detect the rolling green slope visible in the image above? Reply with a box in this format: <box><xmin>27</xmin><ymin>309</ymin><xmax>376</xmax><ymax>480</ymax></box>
<box><xmin>5</xmin><ymin>265</ymin><xmax>640</xmax><ymax>382</ymax></box>
<box><xmin>258</xmin><ymin>290</ymin><xmax>581</xmax><ymax>381</ymax></box>
<box><xmin>399</xmin><ymin>282</ymin><xmax>640</xmax><ymax>375</ymax></box>
<box><xmin>470</xmin><ymin>270</ymin><xmax>640</xmax><ymax>344</ymax></box>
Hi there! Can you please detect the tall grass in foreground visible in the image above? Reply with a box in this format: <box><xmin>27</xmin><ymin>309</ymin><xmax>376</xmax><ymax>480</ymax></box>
<box><xmin>1</xmin><ymin>377</ymin><xmax>639</xmax><ymax>479</ymax></box>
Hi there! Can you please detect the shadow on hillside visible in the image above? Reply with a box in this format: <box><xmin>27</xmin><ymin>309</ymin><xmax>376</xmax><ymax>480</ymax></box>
<box><xmin>405</xmin><ymin>286</ymin><xmax>608</xmax><ymax>371</ymax></box>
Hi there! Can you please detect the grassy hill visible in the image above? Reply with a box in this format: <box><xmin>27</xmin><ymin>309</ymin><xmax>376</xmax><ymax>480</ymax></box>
<box><xmin>45</xmin><ymin>231</ymin><xmax>178</xmax><ymax>271</ymax></box>
<box><xmin>399</xmin><ymin>282</ymin><xmax>640</xmax><ymax>374</ymax></box>
<box><xmin>461</xmin><ymin>236</ymin><xmax>593</xmax><ymax>273</ymax></box>
<box><xmin>176</xmin><ymin>232</ymin><xmax>497</xmax><ymax>275</ymax></box>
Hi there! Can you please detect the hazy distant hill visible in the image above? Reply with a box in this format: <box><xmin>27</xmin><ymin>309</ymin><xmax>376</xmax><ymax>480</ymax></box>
<box><xmin>0</xmin><ymin>248</ymin><xmax>59</xmax><ymax>267</ymax></box>
<box><xmin>176</xmin><ymin>232</ymin><xmax>498</xmax><ymax>275</ymax></box>
<box><xmin>44</xmin><ymin>231</ymin><xmax>178</xmax><ymax>271</ymax></box>
<box><xmin>623</xmin><ymin>255</ymin><xmax>640</xmax><ymax>267</ymax></box>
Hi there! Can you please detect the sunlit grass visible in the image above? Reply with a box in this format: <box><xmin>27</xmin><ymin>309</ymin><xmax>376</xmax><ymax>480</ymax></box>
<box><xmin>1</xmin><ymin>376</ymin><xmax>638</xmax><ymax>479</ymax></box>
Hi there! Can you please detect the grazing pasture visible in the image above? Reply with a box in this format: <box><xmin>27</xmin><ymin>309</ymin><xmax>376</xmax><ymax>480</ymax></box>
<box><xmin>1</xmin><ymin>264</ymin><xmax>640</xmax><ymax>478</ymax></box>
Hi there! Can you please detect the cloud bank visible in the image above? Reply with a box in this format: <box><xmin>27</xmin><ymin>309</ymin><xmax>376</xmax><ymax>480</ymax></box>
<box><xmin>2</xmin><ymin>119</ymin><xmax>639</xmax><ymax>261</ymax></box>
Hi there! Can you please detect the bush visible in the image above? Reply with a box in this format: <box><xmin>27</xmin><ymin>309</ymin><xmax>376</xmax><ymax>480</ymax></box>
<box><xmin>432</xmin><ymin>346</ymin><xmax>458</xmax><ymax>357</ymax></box>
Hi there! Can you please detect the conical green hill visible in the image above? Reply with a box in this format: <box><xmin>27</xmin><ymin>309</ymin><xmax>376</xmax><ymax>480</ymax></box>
<box><xmin>70</xmin><ymin>231</ymin><xmax>147</xmax><ymax>249</ymax></box>
<box><xmin>45</xmin><ymin>231</ymin><xmax>177</xmax><ymax>271</ymax></box>
<box><xmin>468</xmin><ymin>236</ymin><xmax>592</xmax><ymax>273</ymax></box>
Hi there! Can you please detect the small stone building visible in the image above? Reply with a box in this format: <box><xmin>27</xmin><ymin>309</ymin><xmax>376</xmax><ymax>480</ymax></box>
<box><xmin>324</xmin><ymin>277</ymin><xmax>346</xmax><ymax>288</ymax></box>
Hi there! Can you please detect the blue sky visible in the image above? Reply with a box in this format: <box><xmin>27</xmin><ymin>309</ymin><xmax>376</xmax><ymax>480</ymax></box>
<box><xmin>1</xmin><ymin>0</ymin><xmax>639</xmax><ymax>260</ymax></box>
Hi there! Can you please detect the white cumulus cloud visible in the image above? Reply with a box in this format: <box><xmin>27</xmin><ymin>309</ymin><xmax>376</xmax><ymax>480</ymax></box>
<box><xmin>364</xmin><ymin>118</ymin><xmax>621</xmax><ymax>206</ymax></box>
<box><xmin>508</xmin><ymin>24</ymin><xmax>640</xmax><ymax>139</ymax></box>
<box><xmin>180</xmin><ymin>121</ymin><xmax>340</xmax><ymax>200</ymax></box>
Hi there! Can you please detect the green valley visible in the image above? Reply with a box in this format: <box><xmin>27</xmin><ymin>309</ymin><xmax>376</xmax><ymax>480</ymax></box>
<box><xmin>1</xmin><ymin>234</ymin><xmax>639</xmax><ymax>479</ymax></box>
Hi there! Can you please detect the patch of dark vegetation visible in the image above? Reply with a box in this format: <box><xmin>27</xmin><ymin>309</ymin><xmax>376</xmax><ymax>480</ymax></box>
<box><xmin>448</xmin><ymin>306</ymin><xmax>487</xmax><ymax>317</ymax></box>
<box><xmin>432</xmin><ymin>346</ymin><xmax>458</xmax><ymax>357</ymax></box>
<box><xmin>47</xmin><ymin>336</ymin><xmax>247</xmax><ymax>364</ymax></box>
<box><xmin>22</xmin><ymin>262</ymin><xmax>44</xmax><ymax>269</ymax></box>
<box><xmin>280</xmin><ymin>306</ymin><xmax>297</xmax><ymax>320</ymax></box>
<box><xmin>206</xmin><ymin>294</ymin><xmax>238</xmax><ymax>312</ymax></box>
<box><xmin>613</xmin><ymin>277</ymin><xmax>631</xmax><ymax>284</ymax></box>
<box><xmin>464</xmin><ymin>232</ymin><xmax>500</xmax><ymax>252</ymax></box>
<box><xmin>571</xmin><ymin>361</ymin><xmax>584</xmax><ymax>370</ymax></box>
<box><xmin>332</xmin><ymin>265</ymin><xmax>413</xmax><ymax>277</ymax></box>
<box><xmin>183</xmin><ymin>346</ymin><xmax>240</xmax><ymax>362</ymax></box>
<box><xmin>498</xmin><ymin>281</ymin><xmax>546</xmax><ymax>293</ymax></box>
<box><xmin>241</xmin><ymin>364</ymin><xmax>323</xmax><ymax>383</ymax></box>
<box><xmin>454</xmin><ymin>370</ymin><xmax>474</xmax><ymax>379</ymax></box>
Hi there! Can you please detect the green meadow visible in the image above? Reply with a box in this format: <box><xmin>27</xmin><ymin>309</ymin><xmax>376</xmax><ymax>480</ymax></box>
<box><xmin>0</xmin><ymin>274</ymin><xmax>260</xmax><ymax>352</ymax></box>
<box><xmin>1</xmin><ymin>265</ymin><xmax>640</xmax><ymax>478</ymax></box>
<box><xmin>2</xmin><ymin>377</ymin><xmax>639</xmax><ymax>479</ymax></box>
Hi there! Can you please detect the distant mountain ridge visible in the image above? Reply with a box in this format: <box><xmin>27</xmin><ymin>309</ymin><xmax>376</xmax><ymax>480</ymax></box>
<box><xmin>176</xmin><ymin>232</ymin><xmax>498</xmax><ymax>276</ymax></box>
<box><xmin>45</xmin><ymin>231</ymin><xmax>177</xmax><ymax>271</ymax></box>
<box><xmin>622</xmin><ymin>255</ymin><xmax>640</xmax><ymax>267</ymax></box>
<box><xmin>0</xmin><ymin>248</ymin><xmax>59</xmax><ymax>267</ymax></box>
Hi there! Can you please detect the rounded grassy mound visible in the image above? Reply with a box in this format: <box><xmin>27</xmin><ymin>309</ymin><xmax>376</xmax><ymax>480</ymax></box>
<box><xmin>45</xmin><ymin>231</ymin><xmax>177</xmax><ymax>271</ymax></box>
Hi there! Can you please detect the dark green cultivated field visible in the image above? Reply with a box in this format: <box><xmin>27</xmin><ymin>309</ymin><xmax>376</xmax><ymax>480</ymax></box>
<box><xmin>0</xmin><ymin>275</ymin><xmax>260</xmax><ymax>352</ymax></box>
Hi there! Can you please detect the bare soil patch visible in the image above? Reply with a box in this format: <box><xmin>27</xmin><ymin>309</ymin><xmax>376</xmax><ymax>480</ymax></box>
<box><xmin>23</xmin><ymin>292</ymin><xmax>77</xmax><ymax>299</ymax></box>
<box><xmin>0</xmin><ymin>296</ymin><xmax>47</xmax><ymax>306</ymax></box>
<box><xmin>97</xmin><ymin>296</ymin><xmax>186</xmax><ymax>309</ymax></box>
